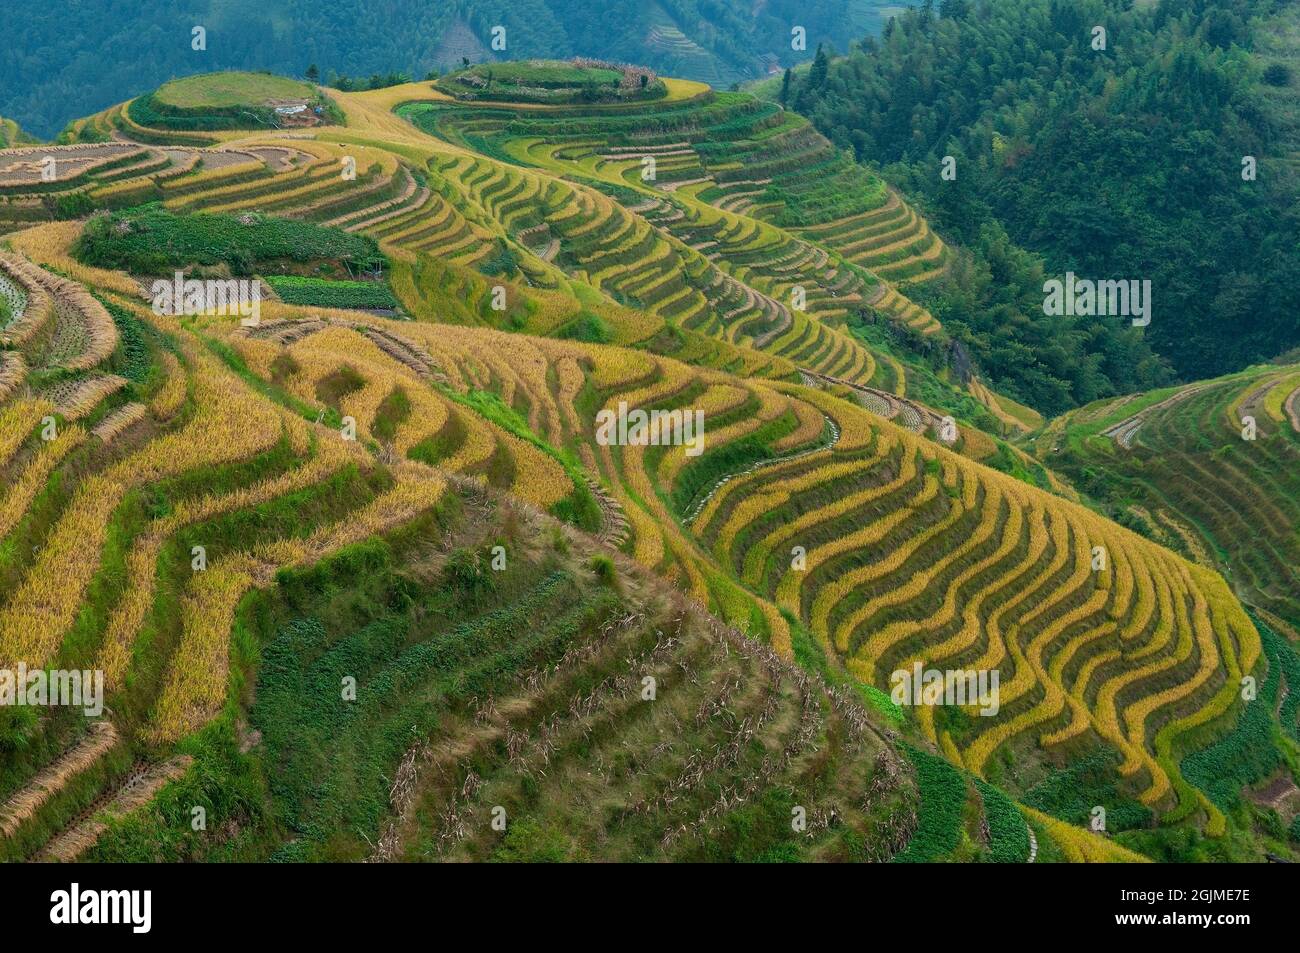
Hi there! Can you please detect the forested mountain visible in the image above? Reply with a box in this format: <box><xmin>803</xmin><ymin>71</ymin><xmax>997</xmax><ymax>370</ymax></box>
<box><xmin>781</xmin><ymin>0</ymin><xmax>1300</xmax><ymax>387</ymax></box>
<box><xmin>0</xmin><ymin>0</ymin><xmax>903</xmax><ymax>139</ymax></box>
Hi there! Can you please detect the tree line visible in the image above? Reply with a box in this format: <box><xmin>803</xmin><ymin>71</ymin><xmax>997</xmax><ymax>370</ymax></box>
<box><xmin>780</xmin><ymin>0</ymin><xmax>1300</xmax><ymax>411</ymax></box>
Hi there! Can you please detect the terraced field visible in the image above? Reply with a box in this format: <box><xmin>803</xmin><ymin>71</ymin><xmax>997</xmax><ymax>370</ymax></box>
<box><xmin>0</xmin><ymin>65</ymin><xmax>1293</xmax><ymax>863</ymax></box>
<box><xmin>0</xmin><ymin>222</ymin><xmax>1079</xmax><ymax>863</ymax></box>
<box><xmin>401</xmin><ymin>88</ymin><xmax>952</xmax><ymax>343</ymax></box>
<box><xmin>1042</xmin><ymin>364</ymin><xmax>1300</xmax><ymax>631</ymax></box>
<box><xmin>43</xmin><ymin>77</ymin><xmax>1037</xmax><ymax>443</ymax></box>
<box><xmin>181</xmin><ymin>289</ymin><xmax>1270</xmax><ymax>843</ymax></box>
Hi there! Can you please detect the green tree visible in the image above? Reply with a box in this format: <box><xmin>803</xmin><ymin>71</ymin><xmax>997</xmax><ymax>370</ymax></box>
<box><xmin>808</xmin><ymin>44</ymin><xmax>829</xmax><ymax>89</ymax></box>
<box><xmin>1264</xmin><ymin>63</ymin><xmax>1291</xmax><ymax>86</ymax></box>
<box><xmin>779</xmin><ymin>0</ymin><xmax>1300</xmax><ymax>388</ymax></box>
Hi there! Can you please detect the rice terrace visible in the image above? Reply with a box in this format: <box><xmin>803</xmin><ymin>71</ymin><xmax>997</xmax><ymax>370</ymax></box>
<box><xmin>0</xmin><ymin>0</ymin><xmax>1298</xmax><ymax>887</ymax></box>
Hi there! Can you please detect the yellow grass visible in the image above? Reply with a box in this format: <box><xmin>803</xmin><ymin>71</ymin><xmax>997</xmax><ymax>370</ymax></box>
<box><xmin>0</xmin><ymin>341</ymin><xmax>282</xmax><ymax>668</ymax></box>
<box><xmin>148</xmin><ymin>464</ymin><xmax>447</xmax><ymax>741</ymax></box>
<box><xmin>1020</xmin><ymin>805</ymin><xmax>1152</xmax><ymax>862</ymax></box>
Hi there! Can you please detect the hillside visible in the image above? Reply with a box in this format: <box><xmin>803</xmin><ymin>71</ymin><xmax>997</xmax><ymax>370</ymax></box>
<box><xmin>0</xmin><ymin>117</ymin><xmax>34</xmax><ymax>148</ymax></box>
<box><xmin>0</xmin><ymin>0</ymin><xmax>913</xmax><ymax>140</ymax></box>
<box><xmin>0</xmin><ymin>221</ymin><xmax>1200</xmax><ymax>863</ymax></box>
<box><xmin>782</xmin><ymin>0</ymin><xmax>1300</xmax><ymax>387</ymax></box>
<box><xmin>1031</xmin><ymin>363</ymin><xmax>1300</xmax><ymax>849</ymax></box>
<box><xmin>119</xmin><ymin>72</ymin><xmax>339</xmax><ymax>135</ymax></box>
<box><xmin>1038</xmin><ymin>363</ymin><xmax>1300</xmax><ymax>632</ymax></box>
<box><xmin>40</xmin><ymin>69</ymin><xmax>1043</xmax><ymax>439</ymax></box>
<box><xmin>0</xmin><ymin>63</ymin><xmax>1296</xmax><ymax>864</ymax></box>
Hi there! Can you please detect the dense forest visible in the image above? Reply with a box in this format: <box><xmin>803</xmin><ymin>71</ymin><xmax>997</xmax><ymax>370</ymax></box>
<box><xmin>782</xmin><ymin>0</ymin><xmax>1300</xmax><ymax>392</ymax></box>
<box><xmin>0</xmin><ymin>0</ymin><xmax>897</xmax><ymax>139</ymax></box>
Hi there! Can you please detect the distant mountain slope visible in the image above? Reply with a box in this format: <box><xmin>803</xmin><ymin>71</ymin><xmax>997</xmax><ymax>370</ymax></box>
<box><xmin>0</xmin><ymin>0</ymin><xmax>913</xmax><ymax>139</ymax></box>
<box><xmin>782</xmin><ymin>0</ymin><xmax>1300</xmax><ymax>389</ymax></box>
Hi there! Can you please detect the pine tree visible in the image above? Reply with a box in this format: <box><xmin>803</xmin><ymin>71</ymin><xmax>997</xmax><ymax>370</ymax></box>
<box><xmin>809</xmin><ymin>44</ymin><xmax>829</xmax><ymax>89</ymax></box>
<box><xmin>780</xmin><ymin>67</ymin><xmax>792</xmax><ymax>104</ymax></box>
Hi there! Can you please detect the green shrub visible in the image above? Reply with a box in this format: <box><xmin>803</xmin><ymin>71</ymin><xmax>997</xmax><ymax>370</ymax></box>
<box><xmin>52</xmin><ymin>191</ymin><xmax>96</xmax><ymax>219</ymax></box>
<box><xmin>587</xmin><ymin>554</ymin><xmax>616</xmax><ymax>585</ymax></box>
<box><xmin>443</xmin><ymin>547</ymin><xmax>498</xmax><ymax>599</ymax></box>
<box><xmin>264</xmin><ymin>275</ymin><xmax>397</xmax><ymax>309</ymax></box>
<box><xmin>102</xmin><ymin>299</ymin><xmax>153</xmax><ymax>383</ymax></box>
<box><xmin>1023</xmin><ymin>748</ymin><xmax>1153</xmax><ymax>831</ymax></box>
<box><xmin>1264</xmin><ymin>63</ymin><xmax>1292</xmax><ymax>87</ymax></box>
<box><xmin>1182</xmin><ymin>619</ymin><xmax>1297</xmax><ymax>811</ymax></box>
<box><xmin>494</xmin><ymin>818</ymin><xmax>581</xmax><ymax>862</ymax></box>
<box><xmin>477</xmin><ymin>238</ymin><xmax>519</xmax><ymax>278</ymax></box>
<box><xmin>76</xmin><ymin>207</ymin><xmax>385</xmax><ymax>274</ymax></box>
<box><xmin>556</xmin><ymin>311</ymin><xmax>611</xmax><ymax>344</ymax></box>
<box><xmin>894</xmin><ymin>745</ymin><xmax>966</xmax><ymax>862</ymax></box>
<box><xmin>974</xmin><ymin>779</ymin><xmax>1030</xmax><ymax>863</ymax></box>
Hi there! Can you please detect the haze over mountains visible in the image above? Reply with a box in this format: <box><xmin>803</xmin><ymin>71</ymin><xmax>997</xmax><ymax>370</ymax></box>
<box><xmin>0</xmin><ymin>0</ymin><xmax>911</xmax><ymax>139</ymax></box>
